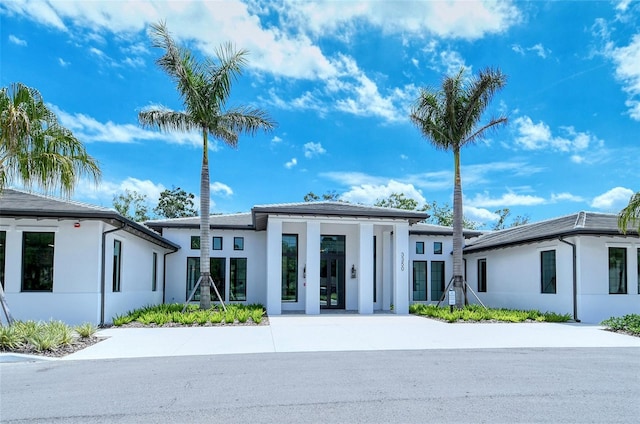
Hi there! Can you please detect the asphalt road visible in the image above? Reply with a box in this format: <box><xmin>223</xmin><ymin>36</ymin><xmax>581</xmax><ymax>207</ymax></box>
<box><xmin>2</xmin><ymin>348</ymin><xmax>639</xmax><ymax>423</ymax></box>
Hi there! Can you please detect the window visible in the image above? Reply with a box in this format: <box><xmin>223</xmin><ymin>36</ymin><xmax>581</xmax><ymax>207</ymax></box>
<box><xmin>22</xmin><ymin>232</ymin><xmax>55</xmax><ymax>292</ymax></box>
<box><xmin>637</xmin><ymin>248</ymin><xmax>640</xmax><ymax>295</ymax></box>
<box><xmin>477</xmin><ymin>259</ymin><xmax>487</xmax><ymax>292</ymax></box>
<box><xmin>282</xmin><ymin>234</ymin><xmax>298</xmax><ymax>302</ymax></box>
<box><xmin>230</xmin><ymin>258</ymin><xmax>247</xmax><ymax>301</ymax></box>
<box><xmin>190</xmin><ymin>236</ymin><xmax>200</xmax><ymax>250</ymax></box>
<box><xmin>185</xmin><ymin>257</ymin><xmax>226</xmax><ymax>301</ymax></box>
<box><xmin>234</xmin><ymin>237</ymin><xmax>244</xmax><ymax>251</ymax></box>
<box><xmin>540</xmin><ymin>250</ymin><xmax>556</xmax><ymax>294</ymax></box>
<box><xmin>609</xmin><ymin>247</ymin><xmax>627</xmax><ymax>294</ymax></box>
<box><xmin>434</xmin><ymin>242</ymin><xmax>443</xmax><ymax>255</ymax></box>
<box><xmin>152</xmin><ymin>252</ymin><xmax>158</xmax><ymax>291</ymax></box>
<box><xmin>415</xmin><ymin>242</ymin><xmax>424</xmax><ymax>254</ymax></box>
<box><xmin>0</xmin><ymin>231</ymin><xmax>5</xmax><ymax>289</ymax></box>
<box><xmin>113</xmin><ymin>240</ymin><xmax>122</xmax><ymax>292</ymax></box>
<box><xmin>413</xmin><ymin>261</ymin><xmax>427</xmax><ymax>301</ymax></box>
<box><xmin>373</xmin><ymin>236</ymin><xmax>377</xmax><ymax>303</ymax></box>
<box><xmin>430</xmin><ymin>261</ymin><xmax>445</xmax><ymax>300</ymax></box>
<box><xmin>213</xmin><ymin>236</ymin><xmax>223</xmax><ymax>250</ymax></box>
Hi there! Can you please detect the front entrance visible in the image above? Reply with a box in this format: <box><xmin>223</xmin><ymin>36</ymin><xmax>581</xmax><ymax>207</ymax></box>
<box><xmin>320</xmin><ymin>235</ymin><xmax>345</xmax><ymax>309</ymax></box>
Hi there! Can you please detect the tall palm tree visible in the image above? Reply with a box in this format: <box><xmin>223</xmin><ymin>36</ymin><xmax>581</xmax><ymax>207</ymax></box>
<box><xmin>410</xmin><ymin>67</ymin><xmax>507</xmax><ymax>308</ymax></box>
<box><xmin>139</xmin><ymin>22</ymin><xmax>276</xmax><ymax>309</ymax></box>
<box><xmin>618</xmin><ymin>191</ymin><xmax>640</xmax><ymax>234</ymax></box>
<box><xmin>0</xmin><ymin>82</ymin><xmax>101</xmax><ymax>196</ymax></box>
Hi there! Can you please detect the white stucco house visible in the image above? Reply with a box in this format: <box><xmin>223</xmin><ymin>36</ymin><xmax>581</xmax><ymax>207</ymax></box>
<box><xmin>2</xmin><ymin>189</ymin><xmax>637</xmax><ymax>325</ymax></box>
<box><xmin>0</xmin><ymin>189</ymin><xmax>178</xmax><ymax>325</ymax></box>
<box><xmin>463</xmin><ymin>212</ymin><xmax>640</xmax><ymax>323</ymax></box>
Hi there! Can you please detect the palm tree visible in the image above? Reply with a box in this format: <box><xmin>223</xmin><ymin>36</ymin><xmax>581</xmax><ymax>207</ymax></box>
<box><xmin>618</xmin><ymin>191</ymin><xmax>640</xmax><ymax>234</ymax></box>
<box><xmin>0</xmin><ymin>82</ymin><xmax>101</xmax><ymax>196</ymax></box>
<box><xmin>410</xmin><ymin>67</ymin><xmax>507</xmax><ymax>308</ymax></box>
<box><xmin>139</xmin><ymin>22</ymin><xmax>276</xmax><ymax>309</ymax></box>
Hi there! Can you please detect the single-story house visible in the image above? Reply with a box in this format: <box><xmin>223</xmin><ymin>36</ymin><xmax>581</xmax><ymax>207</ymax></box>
<box><xmin>0</xmin><ymin>189</ymin><xmax>179</xmax><ymax>325</ymax></box>
<box><xmin>463</xmin><ymin>212</ymin><xmax>639</xmax><ymax>323</ymax></box>
<box><xmin>2</xmin><ymin>189</ymin><xmax>637</xmax><ymax>324</ymax></box>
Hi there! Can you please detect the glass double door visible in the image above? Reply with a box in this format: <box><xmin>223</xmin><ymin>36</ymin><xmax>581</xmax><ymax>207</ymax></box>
<box><xmin>320</xmin><ymin>235</ymin><xmax>345</xmax><ymax>309</ymax></box>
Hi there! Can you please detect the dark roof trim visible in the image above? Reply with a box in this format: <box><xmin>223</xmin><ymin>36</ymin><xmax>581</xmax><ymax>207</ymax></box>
<box><xmin>2</xmin><ymin>209</ymin><xmax>180</xmax><ymax>251</ymax></box>
<box><xmin>146</xmin><ymin>222</ymin><xmax>254</xmax><ymax>231</ymax></box>
<box><xmin>463</xmin><ymin>228</ymin><xmax>638</xmax><ymax>254</ymax></box>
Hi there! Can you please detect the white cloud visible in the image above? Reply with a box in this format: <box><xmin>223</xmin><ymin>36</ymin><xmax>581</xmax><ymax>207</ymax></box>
<box><xmin>340</xmin><ymin>180</ymin><xmax>426</xmax><ymax>206</ymax></box>
<box><xmin>512</xmin><ymin>43</ymin><xmax>550</xmax><ymax>58</ymax></box>
<box><xmin>467</xmin><ymin>191</ymin><xmax>546</xmax><ymax>208</ymax></box>
<box><xmin>8</xmin><ymin>34</ymin><xmax>27</xmax><ymax>46</ymax></box>
<box><xmin>511</xmin><ymin>44</ymin><xmax>525</xmax><ymax>55</ymax></box>
<box><xmin>551</xmin><ymin>192</ymin><xmax>585</xmax><ymax>203</ymax></box>
<box><xmin>285</xmin><ymin>158</ymin><xmax>297</xmax><ymax>169</ymax></box>
<box><xmin>58</xmin><ymin>57</ymin><xmax>70</xmax><ymax>67</ymax></box>
<box><xmin>75</xmin><ymin>177</ymin><xmax>165</xmax><ymax>207</ymax></box>
<box><xmin>607</xmin><ymin>34</ymin><xmax>640</xmax><ymax>120</ymax></box>
<box><xmin>210</xmin><ymin>182</ymin><xmax>233</xmax><ymax>197</ymax></box>
<box><xmin>591</xmin><ymin>187</ymin><xmax>634</xmax><ymax>211</ymax></box>
<box><xmin>50</xmin><ymin>105</ymin><xmax>204</xmax><ymax>147</ymax></box>
<box><xmin>400</xmin><ymin>154</ymin><xmax>408</xmax><ymax>160</ymax></box>
<box><xmin>271</xmin><ymin>136</ymin><xmax>283</xmax><ymax>143</ymax></box>
<box><xmin>303</xmin><ymin>142</ymin><xmax>326</xmax><ymax>158</ymax></box>
<box><xmin>513</xmin><ymin>116</ymin><xmax>602</xmax><ymax>157</ymax></box>
<box><xmin>465</xmin><ymin>206</ymin><xmax>500</xmax><ymax>223</ymax></box>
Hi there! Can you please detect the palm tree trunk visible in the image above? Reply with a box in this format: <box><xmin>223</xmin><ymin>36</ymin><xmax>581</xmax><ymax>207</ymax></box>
<box><xmin>199</xmin><ymin>130</ymin><xmax>211</xmax><ymax>309</ymax></box>
<box><xmin>452</xmin><ymin>148</ymin><xmax>465</xmax><ymax>309</ymax></box>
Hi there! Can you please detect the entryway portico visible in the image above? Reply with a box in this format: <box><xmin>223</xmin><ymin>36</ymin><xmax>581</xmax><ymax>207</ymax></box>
<box><xmin>255</xmin><ymin>202</ymin><xmax>428</xmax><ymax>316</ymax></box>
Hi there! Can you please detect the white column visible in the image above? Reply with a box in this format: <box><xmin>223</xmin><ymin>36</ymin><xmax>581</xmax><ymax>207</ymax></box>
<box><xmin>305</xmin><ymin>221</ymin><xmax>321</xmax><ymax>314</ymax></box>
<box><xmin>358</xmin><ymin>223</ymin><xmax>374</xmax><ymax>314</ymax></box>
<box><xmin>382</xmin><ymin>230</ymin><xmax>392</xmax><ymax>311</ymax></box>
<box><xmin>393</xmin><ymin>222</ymin><xmax>409</xmax><ymax>314</ymax></box>
<box><xmin>266</xmin><ymin>218</ymin><xmax>282</xmax><ymax>315</ymax></box>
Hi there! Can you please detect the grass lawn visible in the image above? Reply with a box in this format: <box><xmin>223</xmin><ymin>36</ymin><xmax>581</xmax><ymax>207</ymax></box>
<box><xmin>409</xmin><ymin>303</ymin><xmax>572</xmax><ymax>323</ymax></box>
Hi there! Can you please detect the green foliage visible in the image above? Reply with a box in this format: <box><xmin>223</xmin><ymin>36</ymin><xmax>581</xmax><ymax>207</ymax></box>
<box><xmin>28</xmin><ymin>332</ymin><xmax>58</xmax><ymax>352</ymax></box>
<box><xmin>0</xmin><ymin>326</ymin><xmax>21</xmax><ymax>350</ymax></box>
<box><xmin>154</xmin><ymin>186</ymin><xmax>197</xmax><ymax>218</ymax></box>
<box><xmin>0</xmin><ymin>320</ymin><xmax>79</xmax><ymax>352</ymax></box>
<box><xmin>75</xmin><ymin>322</ymin><xmax>97</xmax><ymax>338</ymax></box>
<box><xmin>111</xmin><ymin>303</ymin><xmax>266</xmax><ymax>326</ymax></box>
<box><xmin>410</xmin><ymin>304</ymin><xmax>571</xmax><ymax>323</ymax></box>
<box><xmin>113</xmin><ymin>189</ymin><xmax>150</xmax><ymax>222</ymax></box>
<box><xmin>304</xmin><ymin>191</ymin><xmax>340</xmax><ymax>202</ymax></box>
<box><xmin>48</xmin><ymin>320</ymin><xmax>74</xmax><ymax>345</ymax></box>
<box><xmin>374</xmin><ymin>193</ymin><xmax>418</xmax><ymax>210</ymax></box>
<box><xmin>602</xmin><ymin>314</ymin><xmax>640</xmax><ymax>336</ymax></box>
<box><xmin>618</xmin><ymin>191</ymin><xmax>640</xmax><ymax>234</ymax></box>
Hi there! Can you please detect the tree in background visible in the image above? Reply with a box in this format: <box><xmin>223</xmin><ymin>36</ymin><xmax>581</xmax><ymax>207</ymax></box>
<box><xmin>618</xmin><ymin>191</ymin><xmax>640</xmax><ymax>234</ymax></box>
<box><xmin>0</xmin><ymin>82</ymin><xmax>100</xmax><ymax>196</ymax></box>
<box><xmin>374</xmin><ymin>193</ymin><xmax>419</xmax><ymax>210</ymax></box>
<box><xmin>139</xmin><ymin>22</ymin><xmax>275</xmax><ymax>309</ymax></box>
<box><xmin>304</xmin><ymin>190</ymin><xmax>340</xmax><ymax>202</ymax></box>
<box><xmin>410</xmin><ymin>67</ymin><xmax>507</xmax><ymax>308</ymax></box>
<box><xmin>492</xmin><ymin>208</ymin><xmax>530</xmax><ymax>230</ymax></box>
<box><xmin>425</xmin><ymin>201</ymin><xmax>479</xmax><ymax>230</ymax></box>
<box><xmin>113</xmin><ymin>190</ymin><xmax>150</xmax><ymax>222</ymax></box>
<box><xmin>154</xmin><ymin>186</ymin><xmax>197</xmax><ymax>218</ymax></box>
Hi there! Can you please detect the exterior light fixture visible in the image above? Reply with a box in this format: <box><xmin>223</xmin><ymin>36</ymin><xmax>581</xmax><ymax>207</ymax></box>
<box><xmin>351</xmin><ymin>264</ymin><xmax>357</xmax><ymax>279</ymax></box>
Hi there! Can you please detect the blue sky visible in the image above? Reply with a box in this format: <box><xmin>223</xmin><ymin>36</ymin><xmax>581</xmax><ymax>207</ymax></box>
<box><xmin>2</xmin><ymin>0</ymin><xmax>639</xmax><ymax>228</ymax></box>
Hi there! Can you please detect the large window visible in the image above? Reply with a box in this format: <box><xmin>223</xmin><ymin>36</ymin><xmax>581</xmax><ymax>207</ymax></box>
<box><xmin>282</xmin><ymin>234</ymin><xmax>298</xmax><ymax>302</ymax></box>
<box><xmin>230</xmin><ymin>258</ymin><xmax>247</xmax><ymax>301</ymax></box>
<box><xmin>413</xmin><ymin>261</ymin><xmax>427</xmax><ymax>301</ymax></box>
<box><xmin>152</xmin><ymin>252</ymin><xmax>158</xmax><ymax>292</ymax></box>
<box><xmin>430</xmin><ymin>261</ymin><xmax>445</xmax><ymax>300</ymax></box>
<box><xmin>0</xmin><ymin>231</ymin><xmax>5</xmax><ymax>289</ymax></box>
<box><xmin>186</xmin><ymin>257</ymin><xmax>226</xmax><ymax>301</ymax></box>
<box><xmin>477</xmin><ymin>259</ymin><xmax>487</xmax><ymax>292</ymax></box>
<box><xmin>609</xmin><ymin>247</ymin><xmax>627</xmax><ymax>294</ymax></box>
<box><xmin>22</xmin><ymin>232</ymin><xmax>55</xmax><ymax>292</ymax></box>
<box><xmin>113</xmin><ymin>240</ymin><xmax>122</xmax><ymax>292</ymax></box>
<box><xmin>373</xmin><ymin>236</ymin><xmax>377</xmax><ymax>303</ymax></box>
<box><xmin>541</xmin><ymin>250</ymin><xmax>556</xmax><ymax>294</ymax></box>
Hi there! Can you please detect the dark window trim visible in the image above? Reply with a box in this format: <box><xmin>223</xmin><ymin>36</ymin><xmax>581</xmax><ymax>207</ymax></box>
<box><xmin>152</xmin><ymin>252</ymin><xmax>158</xmax><ymax>292</ymax></box>
<box><xmin>230</xmin><ymin>257</ymin><xmax>247</xmax><ymax>301</ymax></box>
<box><xmin>21</xmin><ymin>231</ymin><xmax>55</xmax><ymax>292</ymax></box>
<box><xmin>477</xmin><ymin>258</ymin><xmax>487</xmax><ymax>293</ymax></box>
<box><xmin>608</xmin><ymin>246</ymin><xmax>627</xmax><ymax>295</ymax></box>
<box><xmin>540</xmin><ymin>250</ymin><xmax>556</xmax><ymax>294</ymax></box>
<box><xmin>190</xmin><ymin>236</ymin><xmax>200</xmax><ymax>250</ymax></box>
<box><xmin>113</xmin><ymin>239</ymin><xmax>122</xmax><ymax>292</ymax></box>
<box><xmin>233</xmin><ymin>236</ymin><xmax>244</xmax><ymax>251</ymax></box>
<box><xmin>412</xmin><ymin>260</ymin><xmax>428</xmax><ymax>301</ymax></box>
<box><xmin>415</xmin><ymin>241</ymin><xmax>424</xmax><ymax>255</ymax></box>
<box><xmin>430</xmin><ymin>260</ymin><xmax>445</xmax><ymax>300</ymax></box>
<box><xmin>282</xmin><ymin>234</ymin><xmax>298</xmax><ymax>302</ymax></box>
<box><xmin>213</xmin><ymin>236</ymin><xmax>223</xmax><ymax>251</ymax></box>
<box><xmin>434</xmin><ymin>242</ymin><xmax>443</xmax><ymax>255</ymax></box>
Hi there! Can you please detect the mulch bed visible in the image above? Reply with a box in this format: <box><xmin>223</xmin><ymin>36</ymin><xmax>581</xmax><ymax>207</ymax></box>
<box><xmin>1</xmin><ymin>336</ymin><xmax>104</xmax><ymax>358</ymax></box>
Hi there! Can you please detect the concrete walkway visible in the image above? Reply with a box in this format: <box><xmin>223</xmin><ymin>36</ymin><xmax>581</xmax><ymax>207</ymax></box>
<box><xmin>3</xmin><ymin>315</ymin><xmax>639</xmax><ymax>362</ymax></box>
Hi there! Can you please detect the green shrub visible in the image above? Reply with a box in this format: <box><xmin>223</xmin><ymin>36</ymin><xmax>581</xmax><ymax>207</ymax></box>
<box><xmin>224</xmin><ymin>309</ymin><xmax>236</xmax><ymax>324</ymax></box>
<box><xmin>0</xmin><ymin>326</ymin><xmax>21</xmax><ymax>350</ymax></box>
<box><xmin>112</xmin><ymin>314</ymin><xmax>134</xmax><ymax>326</ymax></box>
<box><xmin>250</xmin><ymin>309</ymin><xmax>263</xmax><ymax>324</ymax></box>
<box><xmin>410</xmin><ymin>304</ymin><xmax>572</xmax><ymax>323</ymax></box>
<box><xmin>236</xmin><ymin>309</ymin><xmax>250</xmax><ymax>323</ymax></box>
<box><xmin>28</xmin><ymin>332</ymin><xmax>58</xmax><ymax>352</ymax></box>
<box><xmin>48</xmin><ymin>321</ymin><xmax>74</xmax><ymax>345</ymax></box>
<box><xmin>209</xmin><ymin>311</ymin><xmax>224</xmax><ymax>324</ymax></box>
<box><xmin>75</xmin><ymin>323</ymin><xmax>97</xmax><ymax>338</ymax></box>
<box><xmin>602</xmin><ymin>314</ymin><xmax>640</xmax><ymax>336</ymax></box>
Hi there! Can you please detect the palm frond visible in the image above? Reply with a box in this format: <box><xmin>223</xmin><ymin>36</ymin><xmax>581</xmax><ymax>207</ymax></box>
<box><xmin>618</xmin><ymin>191</ymin><xmax>640</xmax><ymax>234</ymax></box>
<box><xmin>138</xmin><ymin>108</ymin><xmax>196</xmax><ymax>132</ymax></box>
<box><xmin>207</xmin><ymin>42</ymin><xmax>248</xmax><ymax>109</ymax></box>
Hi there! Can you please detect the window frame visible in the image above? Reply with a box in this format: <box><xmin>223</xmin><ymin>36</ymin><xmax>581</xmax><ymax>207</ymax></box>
<box><xmin>540</xmin><ymin>250</ymin><xmax>556</xmax><ymax>294</ymax></box>
<box><xmin>412</xmin><ymin>260</ymin><xmax>428</xmax><ymax>301</ymax></box>
<box><xmin>190</xmin><ymin>236</ymin><xmax>200</xmax><ymax>250</ymax></box>
<box><xmin>430</xmin><ymin>261</ymin><xmax>445</xmax><ymax>300</ymax></box>
<box><xmin>113</xmin><ymin>239</ymin><xmax>122</xmax><ymax>292</ymax></box>
<box><xmin>281</xmin><ymin>234</ymin><xmax>298</xmax><ymax>302</ymax></box>
<box><xmin>233</xmin><ymin>237</ymin><xmax>244</xmax><ymax>251</ymax></box>
<box><xmin>608</xmin><ymin>247</ymin><xmax>627</xmax><ymax>294</ymax></box>
<box><xmin>477</xmin><ymin>258</ymin><xmax>487</xmax><ymax>293</ymax></box>
<box><xmin>152</xmin><ymin>252</ymin><xmax>158</xmax><ymax>292</ymax></box>
<box><xmin>212</xmin><ymin>236</ymin><xmax>223</xmax><ymax>251</ymax></box>
<box><xmin>415</xmin><ymin>241</ymin><xmax>424</xmax><ymax>255</ymax></box>
<box><xmin>0</xmin><ymin>231</ymin><xmax>5</xmax><ymax>289</ymax></box>
<box><xmin>433</xmin><ymin>242</ymin><xmax>443</xmax><ymax>255</ymax></box>
<box><xmin>230</xmin><ymin>257</ymin><xmax>247</xmax><ymax>301</ymax></box>
<box><xmin>21</xmin><ymin>231</ymin><xmax>55</xmax><ymax>292</ymax></box>
<box><xmin>185</xmin><ymin>257</ymin><xmax>226</xmax><ymax>302</ymax></box>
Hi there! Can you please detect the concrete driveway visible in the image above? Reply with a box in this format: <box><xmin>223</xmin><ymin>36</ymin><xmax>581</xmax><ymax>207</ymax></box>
<box><xmin>51</xmin><ymin>314</ymin><xmax>640</xmax><ymax>361</ymax></box>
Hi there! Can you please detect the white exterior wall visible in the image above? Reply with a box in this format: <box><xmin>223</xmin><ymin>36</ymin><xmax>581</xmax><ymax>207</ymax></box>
<box><xmin>464</xmin><ymin>241</ymin><xmax>575</xmax><ymax>317</ymax></box>
<box><xmin>408</xmin><ymin>234</ymin><xmax>455</xmax><ymax>303</ymax></box>
<box><xmin>576</xmin><ymin>236</ymin><xmax>639</xmax><ymax>323</ymax></box>
<box><xmin>1</xmin><ymin>218</ymin><xmax>168</xmax><ymax>325</ymax></box>
<box><xmin>162</xmin><ymin>228</ymin><xmax>266</xmax><ymax>306</ymax></box>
